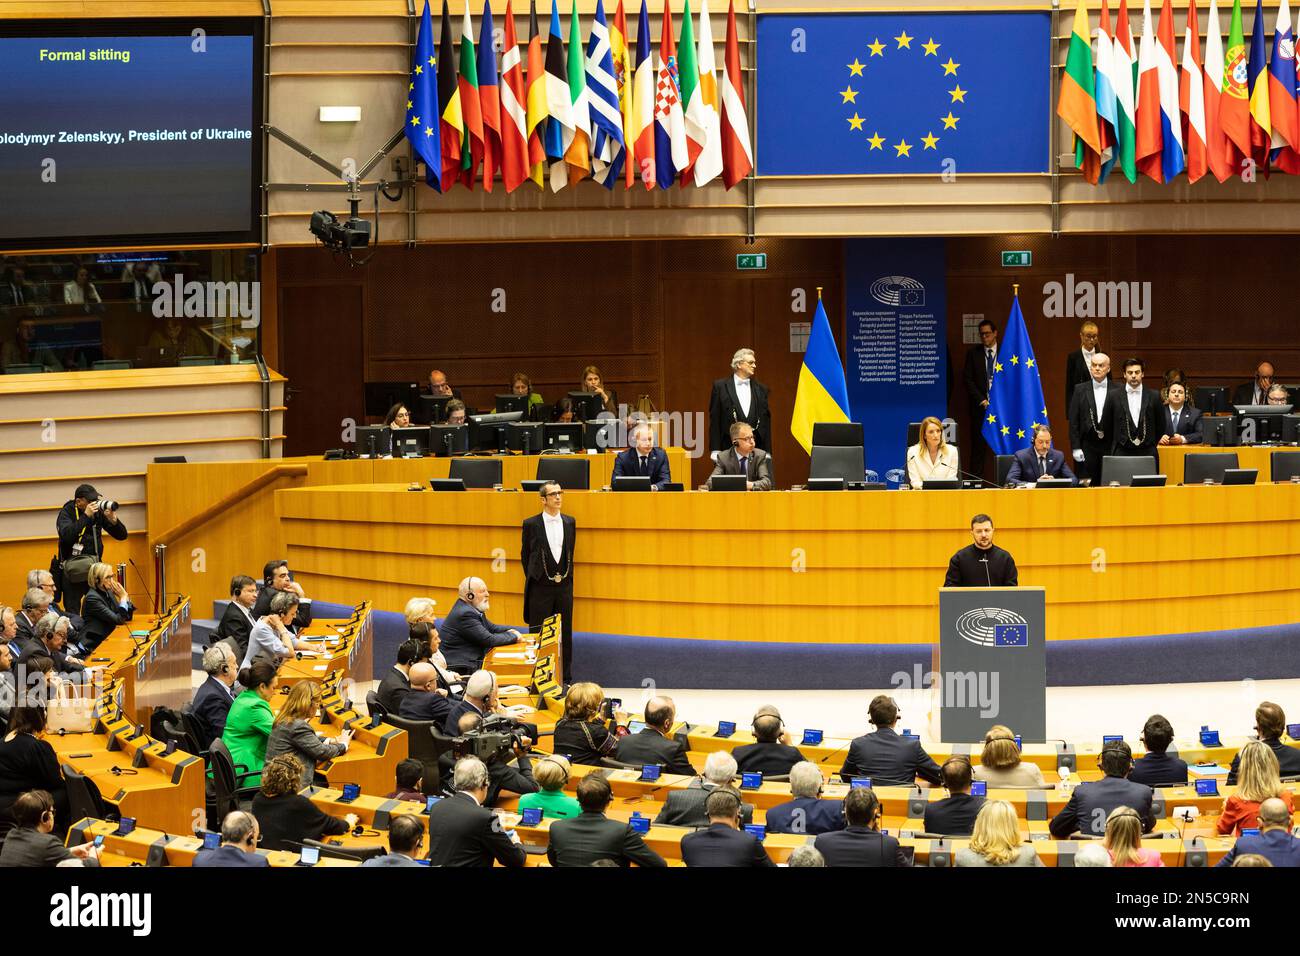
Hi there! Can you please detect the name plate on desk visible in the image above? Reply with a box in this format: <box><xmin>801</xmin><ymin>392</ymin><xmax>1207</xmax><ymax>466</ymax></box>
<box><xmin>149</xmin><ymin>643</ymin><xmax>158</xmax><ymax>663</ymax></box>
<box><xmin>137</xmin><ymin>659</ymin><xmax>146</xmax><ymax>680</ymax></box>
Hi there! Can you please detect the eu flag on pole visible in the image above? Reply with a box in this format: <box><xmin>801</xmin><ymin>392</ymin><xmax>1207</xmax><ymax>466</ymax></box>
<box><xmin>405</xmin><ymin>0</ymin><xmax>442</xmax><ymax>189</ymax></box>
<box><xmin>981</xmin><ymin>293</ymin><xmax>1049</xmax><ymax>457</ymax></box>
<box><xmin>791</xmin><ymin>294</ymin><xmax>852</xmax><ymax>455</ymax></box>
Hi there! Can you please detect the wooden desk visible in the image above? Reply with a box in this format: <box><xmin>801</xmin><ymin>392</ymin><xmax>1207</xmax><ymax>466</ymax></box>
<box><xmin>68</xmin><ymin>818</ymin><xmax>355</xmax><ymax>868</ymax></box>
<box><xmin>1158</xmin><ymin>444</ymin><xmax>1284</xmax><ymax>485</ymax></box>
<box><xmin>279</xmin><ymin>604</ymin><xmax>375</xmax><ymax>691</ymax></box>
<box><xmin>87</xmin><ymin>598</ymin><xmax>193</xmax><ymax>727</ymax></box>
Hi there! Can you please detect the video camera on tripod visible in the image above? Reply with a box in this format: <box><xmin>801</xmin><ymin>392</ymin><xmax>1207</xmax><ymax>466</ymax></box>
<box><xmin>451</xmin><ymin>714</ymin><xmax>529</xmax><ymax>766</ymax></box>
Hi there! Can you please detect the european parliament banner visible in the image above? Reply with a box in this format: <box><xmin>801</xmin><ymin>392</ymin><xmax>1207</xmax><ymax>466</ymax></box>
<box><xmin>755</xmin><ymin>13</ymin><xmax>1050</xmax><ymax>175</ymax></box>
<box><xmin>844</xmin><ymin>238</ymin><xmax>947</xmax><ymax>480</ymax></box>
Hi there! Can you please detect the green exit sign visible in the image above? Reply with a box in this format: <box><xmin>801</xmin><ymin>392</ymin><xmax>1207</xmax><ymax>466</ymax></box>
<box><xmin>736</xmin><ymin>253</ymin><xmax>767</xmax><ymax>270</ymax></box>
<box><xmin>1002</xmin><ymin>251</ymin><xmax>1032</xmax><ymax>267</ymax></box>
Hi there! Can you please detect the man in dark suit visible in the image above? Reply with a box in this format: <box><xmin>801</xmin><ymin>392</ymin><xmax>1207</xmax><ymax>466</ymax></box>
<box><xmin>766</xmin><ymin>761</ymin><xmax>844</xmax><ymax>835</ymax></box>
<box><xmin>654</xmin><ymin>751</ymin><xmax>754</xmax><ymax>828</ymax></box>
<box><xmin>731</xmin><ymin>708</ymin><xmax>804</xmax><ymax>775</ymax></box>
<box><xmin>547</xmin><ymin>774</ymin><xmax>667</xmax><ymax>867</ymax></box>
<box><xmin>611</xmin><ymin>423</ymin><xmax>671</xmax><ymax>489</ymax></box>
<box><xmin>963</xmin><ymin>319</ymin><xmax>999</xmax><ymax>479</ymax></box>
<box><xmin>424</xmin><ymin>368</ymin><xmax>463</xmax><ymax>401</ymax></box>
<box><xmin>1227</xmin><ymin>702</ymin><xmax>1300</xmax><ymax>784</ymax></box>
<box><xmin>680</xmin><ymin>789</ymin><xmax>774</xmax><ymax>867</ymax></box>
<box><xmin>252</xmin><ymin>560</ymin><xmax>313</xmax><ymax>635</ymax></box>
<box><xmin>944</xmin><ymin>514</ymin><xmax>1018</xmax><ymax>588</ymax></box>
<box><xmin>708</xmin><ymin>422</ymin><xmax>774</xmax><ymax>491</ymax></box>
<box><xmin>1106</xmin><ymin>357</ymin><xmax>1164</xmax><ymax>474</ymax></box>
<box><xmin>1049</xmin><ymin>740</ymin><xmax>1155</xmax><ymax>837</ymax></box>
<box><xmin>13</xmin><ymin>591</ymin><xmax>49</xmax><ymax>650</ymax></box>
<box><xmin>1005</xmin><ymin>425</ymin><xmax>1078</xmax><ymax>486</ymax></box>
<box><xmin>425</xmin><ymin>757</ymin><xmax>527</xmax><ymax>867</ymax></box>
<box><xmin>1215</xmin><ymin>798</ymin><xmax>1300</xmax><ymax>867</ymax></box>
<box><xmin>375</xmin><ymin>638</ymin><xmax>421</xmax><ymax>715</ymax></box>
<box><xmin>1129</xmin><ymin>714</ymin><xmax>1188</xmax><ymax>788</ymax></box>
<box><xmin>615</xmin><ymin>696</ymin><xmax>695</xmax><ymax>776</ymax></box>
<box><xmin>1157</xmin><ymin>382</ymin><xmax>1203</xmax><ymax>447</ymax></box>
<box><xmin>1232</xmin><ymin>361</ymin><xmax>1274</xmax><ymax>407</ymax></box>
<box><xmin>1068</xmin><ymin>352</ymin><xmax>1119</xmax><ymax>487</ymax></box>
<box><xmin>521</xmin><ymin>482</ymin><xmax>576</xmax><ymax>682</ymax></box>
<box><xmin>923</xmin><ymin>756</ymin><xmax>986</xmax><ymax>836</ymax></box>
<box><xmin>839</xmin><ymin>695</ymin><xmax>943</xmax><ymax>786</ymax></box>
<box><xmin>193</xmin><ymin>811</ymin><xmax>269</xmax><ymax>868</ymax></box>
<box><xmin>398</xmin><ymin>662</ymin><xmax>453</xmax><ymax>726</ymax></box>
<box><xmin>1063</xmin><ymin>321</ymin><xmax>1099</xmax><ymax>413</ymax></box>
<box><xmin>708</xmin><ymin>348</ymin><xmax>771</xmax><ymax>453</ymax></box>
<box><xmin>813</xmin><ymin>787</ymin><xmax>909</xmax><ymax>867</ymax></box>
<box><xmin>215</xmin><ymin>575</ymin><xmax>258</xmax><ymax>662</ymax></box>
<box><xmin>438</xmin><ymin>577</ymin><xmax>522</xmax><ymax>674</ymax></box>
<box><xmin>27</xmin><ymin>569</ymin><xmax>82</xmax><ymax>638</ymax></box>
<box><xmin>191</xmin><ymin>644</ymin><xmax>238</xmax><ymax>750</ymax></box>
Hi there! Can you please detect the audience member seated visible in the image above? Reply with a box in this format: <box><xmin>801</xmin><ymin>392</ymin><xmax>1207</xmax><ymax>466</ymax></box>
<box><xmin>425</xmin><ymin>368</ymin><xmax>461</xmax><ymax>400</ymax></box>
<box><xmin>1049</xmin><ymin>740</ymin><xmax>1155</xmax><ymax>837</ymax></box>
<box><xmin>191</xmin><ymin>643</ymin><xmax>239</xmax><ymax>751</ymax></box>
<box><xmin>550</xmin><ymin>397</ymin><xmax>574</xmax><ymax>423</ymax></box>
<box><xmin>1215</xmin><ymin>797</ymin><xmax>1300</xmax><ymax>868</ymax></box>
<box><xmin>498</xmin><ymin>373</ymin><xmax>544</xmax><ymax>417</ymax></box>
<box><xmin>15</xmin><ymin>588</ymin><xmax>50</xmax><ymax>649</ymax></box>
<box><xmin>955</xmin><ymin>800</ymin><xmax>1043</xmax><ymax>867</ymax></box>
<box><xmin>383</xmin><ymin>402</ymin><xmax>412</xmax><ymax>429</ymax></box>
<box><xmin>814</xmin><ymin>787</ymin><xmax>910</xmax><ymax>867</ymax></box>
<box><xmin>517</xmin><ymin>755</ymin><xmax>581</xmax><ymax>820</ymax></box>
<box><xmin>612</xmin><ymin>423</ymin><xmax>671</xmax><ymax>489</ymax></box>
<box><xmin>410</xmin><ymin>621</ymin><xmax>461</xmax><ymax>695</ymax></box>
<box><xmin>1232</xmin><ymin>361</ymin><xmax>1275</xmax><ymax>407</ymax></box>
<box><xmin>18</xmin><ymin>613</ymin><xmax>85</xmax><ymax>679</ymax></box>
<box><xmin>425</xmin><ymin>757</ymin><xmax>526</xmax><ymax>867</ymax></box>
<box><xmin>253</xmin><ymin>560</ymin><xmax>313</xmax><ymax>633</ymax></box>
<box><xmin>252</xmin><ymin>755</ymin><xmax>354</xmax><ymax>852</ymax></box>
<box><xmin>27</xmin><ymin>568</ymin><xmax>82</xmax><ymax>636</ymax></box>
<box><xmin>551</xmin><ymin>682</ymin><xmax>623</xmax><ymax>765</ymax></box>
<box><xmin>1073</xmin><ymin>843</ymin><xmax>1113</xmax><ymax>867</ymax></box>
<box><xmin>2</xmin><ymin>603</ymin><xmax>22</xmax><ymax>660</ymax></box>
<box><xmin>1158</xmin><ymin>382</ymin><xmax>1203</xmax><ymax>446</ymax></box>
<box><xmin>765</xmin><ymin>761</ymin><xmax>844</xmax><ymax>835</ymax></box>
<box><xmin>242</xmin><ymin>591</ymin><xmax>317</xmax><ymax>669</ymax></box>
<box><xmin>193</xmin><ymin>811</ymin><xmax>269</xmax><ymax>868</ymax></box>
<box><xmin>145</xmin><ymin>316</ymin><xmax>207</xmax><ymax>359</ymax></box>
<box><xmin>3</xmin><ymin>319</ymin><xmax>61</xmax><ymax>371</ymax></box>
<box><xmin>972</xmin><ymin>725</ymin><xmax>1048</xmax><ymax>788</ymax></box>
<box><xmin>546</xmin><ymin>773</ymin><xmax>666</xmax><ymax>867</ymax></box>
<box><xmin>1231</xmin><ymin>854</ymin><xmax>1274</xmax><ymax>867</ymax></box>
<box><xmin>0</xmin><ymin>706</ymin><xmax>69</xmax><ymax>833</ymax></box>
<box><xmin>581</xmin><ymin>365</ymin><xmax>618</xmax><ymax>415</ymax></box>
<box><xmin>731</xmin><ymin>706</ymin><xmax>805</xmax><ymax>775</ymax></box>
<box><xmin>404</xmin><ymin>597</ymin><xmax>458</xmax><ymax>678</ymax></box>
<box><xmin>266</xmin><ymin>680</ymin><xmax>351</xmax><ymax>790</ymax></box>
<box><xmin>0</xmin><ymin>790</ymin><xmax>99</xmax><ymax>867</ymax></box>
<box><xmin>655</xmin><ymin>750</ymin><xmax>754</xmax><ymax>828</ymax></box>
<box><xmin>1129</xmin><ymin>714</ymin><xmax>1189</xmax><ymax>787</ymax></box>
<box><xmin>62</xmin><ymin>265</ymin><xmax>102</xmax><ymax>311</ymax></box>
<box><xmin>445</xmin><ymin>399</ymin><xmax>467</xmax><ymax>426</ymax></box>
<box><xmin>787</xmin><ymin>846</ymin><xmax>826</xmax><ymax>867</ymax></box>
<box><xmin>222</xmin><ymin>661</ymin><xmax>279</xmax><ymax>788</ymax></box>
<box><xmin>924</xmin><ymin>756</ymin><xmax>986</xmax><ymax>836</ymax></box>
<box><xmin>439</xmin><ymin>577</ymin><xmax>522</xmax><ymax>673</ymax></box>
<box><xmin>907</xmin><ymin>415</ymin><xmax>959</xmax><ymax>488</ymax></box>
<box><xmin>709</xmin><ymin>421</ymin><xmax>774</xmax><ymax>491</ymax></box>
<box><xmin>1267</xmin><ymin>384</ymin><xmax>1290</xmax><ymax>405</ymax></box>
<box><xmin>615</xmin><ymin>696</ymin><xmax>695</xmax><ymax>776</ymax></box>
<box><xmin>387</xmin><ymin>759</ymin><xmax>425</xmax><ymax>802</ymax></box>
<box><xmin>361</xmin><ymin>813</ymin><xmax>425</xmax><ymax>867</ymax></box>
<box><xmin>398</xmin><ymin>662</ymin><xmax>453</xmax><ymax>725</ymax></box>
<box><xmin>681</xmin><ymin>788</ymin><xmax>774</xmax><ymax>868</ymax></box>
<box><xmin>216</xmin><ymin>575</ymin><xmax>258</xmax><ymax>662</ymax></box>
<box><xmin>0</xmin><ymin>639</ymin><xmax>14</xmax><ymax>721</ymax></box>
<box><xmin>1227</xmin><ymin>702</ymin><xmax>1300</xmax><ymax>784</ymax></box>
<box><xmin>839</xmin><ymin>694</ymin><xmax>943</xmax><ymax>787</ymax></box>
<box><xmin>1104</xmin><ymin>806</ymin><xmax>1164</xmax><ymax>867</ymax></box>
<box><xmin>78</xmin><ymin>563</ymin><xmax>133</xmax><ymax>655</ymax></box>
<box><xmin>1005</xmin><ymin>424</ymin><xmax>1077</xmax><ymax>486</ymax></box>
<box><xmin>1217</xmin><ymin>741</ymin><xmax>1296</xmax><ymax>836</ymax></box>
<box><xmin>376</xmin><ymin>639</ymin><xmax>418</xmax><ymax>716</ymax></box>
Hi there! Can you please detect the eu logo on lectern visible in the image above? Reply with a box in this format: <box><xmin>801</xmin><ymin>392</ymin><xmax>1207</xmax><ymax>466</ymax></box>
<box><xmin>994</xmin><ymin>624</ymin><xmax>1028</xmax><ymax>647</ymax></box>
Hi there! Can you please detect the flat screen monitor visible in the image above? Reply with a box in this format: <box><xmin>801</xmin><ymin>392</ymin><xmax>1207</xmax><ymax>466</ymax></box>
<box><xmin>1201</xmin><ymin>415</ymin><xmax>1237</xmax><ymax>447</ymax></box>
<box><xmin>1222</xmin><ymin>468</ymin><xmax>1258</xmax><ymax>485</ymax></box>
<box><xmin>1283</xmin><ymin>414</ymin><xmax>1300</xmax><ymax>444</ymax></box>
<box><xmin>365</xmin><ymin>381</ymin><xmax>421</xmax><ymax>421</ymax></box>
<box><xmin>1130</xmin><ymin>474</ymin><xmax>1167</xmax><ymax>487</ymax></box>
<box><xmin>1194</xmin><ymin>386</ymin><xmax>1229</xmax><ymax>415</ymax></box>
<box><xmin>354</xmin><ymin>425</ymin><xmax>389</xmax><ymax>458</ymax></box>
<box><xmin>544</xmin><ymin>422</ymin><xmax>582</xmax><ymax>452</ymax></box>
<box><xmin>495</xmin><ymin>393</ymin><xmax>529</xmax><ymax>416</ymax></box>
<box><xmin>1235</xmin><ymin>405</ymin><xmax>1292</xmax><ymax>444</ymax></box>
<box><xmin>429</xmin><ymin>478</ymin><xmax>467</xmax><ymax>491</ymax></box>
<box><xmin>567</xmin><ymin>391</ymin><xmax>604</xmax><ymax>421</ymax></box>
<box><xmin>921</xmin><ymin>478</ymin><xmax>961</xmax><ymax>490</ymax></box>
<box><xmin>506</xmin><ymin>422</ymin><xmax>545</xmax><ymax>455</ymax></box>
<box><xmin>391</xmin><ymin>427</ymin><xmax>430</xmax><ymax>457</ymax></box>
<box><xmin>430</xmin><ymin>423</ymin><xmax>468</xmax><ymax>456</ymax></box>
<box><xmin>611</xmin><ymin>476</ymin><xmax>651</xmax><ymax>492</ymax></box>
<box><xmin>415</xmin><ymin>394</ymin><xmax>450</xmax><ymax>425</ymax></box>
<box><xmin>582</xmin><ymin>417</ymin><xmax>621</xmax><ymax>451</ymax></box>
<box><xmin>709</xmin><ymin>474</ymin><xmax>747</xmax><ymax>492</ymax></box>
<box><xmin>1034</xmin><ymin>477</ymin><xmax>1074</xmax><ymax>488</ymax></box>
<box><xmin>806</xmin><ymin>477</ymin><xmax>846</xmax><ymax>491</ymax></box>
<box><xmin>470</xmin><ymin>420</ymin><xmax>510</xmax><ymax>452</ymax></box>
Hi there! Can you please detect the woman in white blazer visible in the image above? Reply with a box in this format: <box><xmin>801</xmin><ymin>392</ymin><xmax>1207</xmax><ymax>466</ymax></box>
<box><xmin>906</xmin><ymin>416</ymin><xmax>960</xmax><ymax>489</ymax></box>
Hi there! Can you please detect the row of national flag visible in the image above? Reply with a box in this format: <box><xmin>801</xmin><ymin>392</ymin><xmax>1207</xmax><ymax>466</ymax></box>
<box><xmin>1057</xmin><ymin>0</ymin><xmax>1300</xmax><ymax>183</ymax></box>
<box><xmin>405</xmin><ymin>0</ymin><xmax>753</xmax><ymax>193</ymax></box>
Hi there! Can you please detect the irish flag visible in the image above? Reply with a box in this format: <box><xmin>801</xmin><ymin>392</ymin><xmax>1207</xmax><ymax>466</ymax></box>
<box><xmin>1057</xmin><ymin>0</ymin><xmax>1102</xmax><ymax>181</ymax></box>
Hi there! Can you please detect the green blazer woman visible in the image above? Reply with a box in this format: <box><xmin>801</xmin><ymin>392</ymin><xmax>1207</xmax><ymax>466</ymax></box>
<box><xmin>222</xmin><ymin>683</ymin><xmax>276</xmax><ymax>788</ymax></box>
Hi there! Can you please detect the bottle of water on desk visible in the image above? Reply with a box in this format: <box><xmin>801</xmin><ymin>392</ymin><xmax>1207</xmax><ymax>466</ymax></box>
<box><xmin>1058</xmin><ymin>765</ymin><xmax>1072</xmax><ymax>796</ymax></box>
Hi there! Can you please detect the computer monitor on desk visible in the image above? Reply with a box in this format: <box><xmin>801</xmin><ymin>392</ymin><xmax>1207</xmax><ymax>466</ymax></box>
<box><xmin>1201</xmin><ymin>415</ymin><xmax>1237</xmax><ymax>447</ymax></box>
<box><xmin>1195</xmin><ymin>386</ymin><xmax>1229</xmax><ymax>415</ymax></box>
<box><xmin>365</xmin><ymin>381</ymin><xmax>421</xmax><ymax>421</ymax></box>
<box><xmin>391</xmin><ymin>427</ymin><xmax>430</xmax><ymax>457</ymax></box>
<box><xmin>416</xmin><ymin>395</ymin><xmax>450</xmax><ymax>425</ymax></box>
<box><xmin>567</xmin><ymin>391</ymin><xmax>604</xmax><ymax>421</ymax></box>
<box><xmin>506</xmin><ymin>422</ymin><xmax>545</xmax><ymax>455</ymax></box>
<box><xmin>354</xmin><ymin>425</ymin><xmax>389</xmax><ymax>458</ymax></box>
<box><xmin>495</xmin><ymin>394</ymin><xmax>529</xmax><ymax>417</ymax></box>
<box><xmin>469</xmin><ymin>411</ymin><xmax>523</xmax><ymax>451</ymax></box>
<box><xmin>583</xmin><ymin>417</ymin><xmax>620</xmax><ymax>451</ymax></box>
<box><xmin>1235</xmin><ymin>404</ymin><xmax>1292</xmax><ymax>444</ymax></box>
<box><xmin>430</xmin><ymin>423</ymin><xmax>469</xmax><ymax>456</ymax></box>
<box><xmin>545</xmin><ymin>422</ymin><xmax>582</xmax><ymax>452</ymax></box>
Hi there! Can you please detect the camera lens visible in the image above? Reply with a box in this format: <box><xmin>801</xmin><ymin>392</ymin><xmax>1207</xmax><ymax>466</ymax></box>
<box><xmin>101</xmin><ymin>499</ymin><xmax>119</xmax><ymax>511</ymax></box>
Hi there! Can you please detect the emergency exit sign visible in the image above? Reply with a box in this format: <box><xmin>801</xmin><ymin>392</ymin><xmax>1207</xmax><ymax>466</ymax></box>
<box><xmin>1001</xmin><ymin>251</ymin><xmax>1032</xmax><ymax>267</ymax></box>
<box><xmin>736</xmin><ymin>253</ymin><xmax>767</xmax><ymax>270</ymax></box>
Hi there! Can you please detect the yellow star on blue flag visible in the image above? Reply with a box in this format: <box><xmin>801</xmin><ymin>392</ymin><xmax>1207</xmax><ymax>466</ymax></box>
<box><xmin>981</xmin><ymin>293</ymin><xmax>1049</xmax><ymax>455</ymax></box>
<box><xmin>405</xmin><ymin>0</ymin><xmax>442</xmax><ymax>189</ymax></box>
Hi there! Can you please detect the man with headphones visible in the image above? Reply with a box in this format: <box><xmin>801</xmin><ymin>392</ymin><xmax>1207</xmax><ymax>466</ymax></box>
<box><xmin>839</xmin><ymin>695</ymin><xmax>943</xmax><ymax>787</ymax></box>
<box><xmin>1049</xmin><ymin>739</ymin><xmax>1155</xmax><ymax>838</ymax></box>
<box><xmin>708</xmin><ymin>422</ymin><xmax>774</xmax><ymax>490</ymax></box>
<box><xmin>253</xmin><ymin>560</ymin><xmax>313</xmax><ymax>633</ymax></box>
<box><xmin>521</xmin><ymin>481</ymin><xmax>576</xmax><ymax>683</ymax></box>
<box><xmin>190</xmin><ymin>643</ymin><xmax>239</xmax><ymax>750</ymax></box>
<box><xmin>680</xmin><ymin>788</ymin><xmax>775</xmax><ymax>867</ymax></box>
<box><xmin>215</xmin><ymin>574</ymin><xmax>259</xmax><ymax>662</ymax></box>
<box><xmin>439</xmin><ymin>576</ymin><xmax>524</xmax><ymax>674</ymax></box>
<box><xmin>813</xmin><ymin>787</ymin><xmax>910</xmax><ymax>867</ymax></box>
<box><xmin>731</xmin><ymin>706</ymin><xmax>803</xmax><ymax>775</ymax></box>
<box><xmin>923</xmin><ymin>756</ymin><xmax>986</xmax><ymax>837</ymax></box>
<box><xmin>193</xmin><ymin>811</ymin><xmax>269</xmax><ymax>868</ymax></box>
<box><xmin>0</xmin><ymin>790</ymin><xmax>100</xmax><ymax>867</ymax></box>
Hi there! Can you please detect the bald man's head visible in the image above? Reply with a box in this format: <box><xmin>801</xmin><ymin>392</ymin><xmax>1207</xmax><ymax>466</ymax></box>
<box><xmin>408</xmin><ymin>662</ymin><xmax>437</xmax><ymax>690</ymax></box>
<box><xmin>1258</xmin><ymin>797</ymin><xmax>1291</xmax><ymax>829</ymax></box>
<box><xmin>644</xmin><ymin>696</ymin><xmax>675</xmax><ymax>731</ymax></box>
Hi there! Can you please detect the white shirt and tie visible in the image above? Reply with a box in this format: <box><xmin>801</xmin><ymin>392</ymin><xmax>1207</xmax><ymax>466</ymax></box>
<box><xmin>1092</xmin><ymin>378</ymin><xmax>1109</xmax><ymax>422</ymax></box>
<box><xmin>733</xmin><ymin>375</ymin><xmax>752</xmax><ymax>417</ymax></box>
<box><xmin>1126</xmin><ymin>385</ymin><xmax>1143</xmax><ymax>426</ymax></box>
<box><xmin>542</xmin><ymin>511</ymin><xmax>564</xmax><ymax>565</ymax></box>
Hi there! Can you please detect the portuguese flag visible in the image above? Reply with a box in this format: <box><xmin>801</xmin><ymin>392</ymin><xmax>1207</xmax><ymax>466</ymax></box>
<box><xmin>1220</xmin><ymin>0</ymin><xmax>1251</xmax><ymax>166</ymax></box>
<box><xmin>1057</xmin><ymin>0</ymin><xmax>1102</xmax><ymax>180</ymax></box>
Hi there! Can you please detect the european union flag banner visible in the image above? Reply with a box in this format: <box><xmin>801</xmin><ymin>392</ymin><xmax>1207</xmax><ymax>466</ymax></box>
<box><xmin>994</xmin><ymin>623</ymin><xmax>1028</xmax><ymax>647</ymax></box>
<box><xmin>755</xmin><ymin>13</ymin><xmax>1050</xmax><ymax>175</ymax></box>
<box><xmin>981</xmin><ymin>295</ymin><xmax>1048</xmax><ymax>457</ymax></box>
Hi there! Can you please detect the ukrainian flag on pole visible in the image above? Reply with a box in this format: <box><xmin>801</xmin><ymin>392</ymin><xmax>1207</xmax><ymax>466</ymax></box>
<box><xmin>791</xmin><ymin>292</ymin><xmax>852</xmax><ymax>455</ymax></box>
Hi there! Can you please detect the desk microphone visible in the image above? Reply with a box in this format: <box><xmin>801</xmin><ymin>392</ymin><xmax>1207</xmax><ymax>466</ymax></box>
<box><xmin>817</xmin><ymin>738</ymin><xmax>856</xmax><ymax>781</ymax></box>
<box><xmin>281</xmin><ymin>839</ymin><xmax>363</xmax><ymax>863</ymax></box>
<box><xmin>127</xmin><ymin>559</ymin><xmax>155</xmax><ymax>611</ymax></box>
<box><xmin>980</xmin><ymin>556</ymin><xmax>992</xmax><ymax>587</ymax></box>
<box><xmin>958</xmin><ymin>468</ymin><xmax>998</xmax><ymax>489</ymax></box>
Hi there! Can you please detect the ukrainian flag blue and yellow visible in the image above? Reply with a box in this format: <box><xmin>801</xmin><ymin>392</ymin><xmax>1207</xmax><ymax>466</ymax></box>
<box><xmin>404</xmin><ymin>0</ymin><xmax>442</xmax><ymax>190</ymax></box>
<box><xmin>981</xmin><ymin>291</ymin><xmax>1049</xmax><ymax>456</ymax></box>
<box><xmin>791</xmin><ymin>293</ymin><xmax>852</xmax><ymax>455</ymax></box>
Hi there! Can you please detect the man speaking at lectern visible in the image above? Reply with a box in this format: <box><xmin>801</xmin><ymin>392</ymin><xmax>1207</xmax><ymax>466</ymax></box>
<box><xmin>944</xmin><ymin>514</ymin><xmax>1018</xmax><ymax>587</ymax></box>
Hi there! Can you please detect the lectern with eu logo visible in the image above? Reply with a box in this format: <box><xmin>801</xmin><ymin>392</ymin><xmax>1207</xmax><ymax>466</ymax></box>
<box><xmin>936</xmin><ymin>587</ymin><xmax>1046</xmax><ymax>743</ymax></box>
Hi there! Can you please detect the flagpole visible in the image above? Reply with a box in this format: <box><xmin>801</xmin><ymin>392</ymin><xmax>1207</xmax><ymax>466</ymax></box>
<box><xmin>1013</xmin><ymin>283</ymin><xmax>1019</xmax><ymax>296</ymax></box>
<box><xmin>816</xmin><ymin>286</ymin><xmax>822</xmax><ymax>300</ymax></box>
